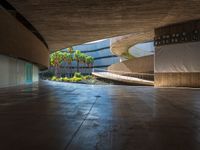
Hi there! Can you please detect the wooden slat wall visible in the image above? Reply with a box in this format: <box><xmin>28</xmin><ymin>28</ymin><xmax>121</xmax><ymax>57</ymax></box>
<box><xmin>155</xmin><ymin>73</ymin><xmax>200</xmax><ymax>87</ymax></box>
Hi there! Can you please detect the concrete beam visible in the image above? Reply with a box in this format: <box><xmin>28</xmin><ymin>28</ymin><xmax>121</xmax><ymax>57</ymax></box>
<box><xmin>6</xmin><ymin>0</ymin><xmax>200</xmax><ymax>50</ymax></box>
<box><xmin>0</xmin><ymin>9</ymin><xmax>49</xmax><ymax>69</ymax></box>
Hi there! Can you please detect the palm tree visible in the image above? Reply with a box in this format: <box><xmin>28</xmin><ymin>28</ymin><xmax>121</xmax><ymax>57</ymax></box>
<box><xmin>79</xmin><ymin>53</ymin><xmax>87</xmax><ymax>74</ymax></box>
<box><xmin>62</xmin><ymin>52</ymin><xmax>67</xmax><ymax>76</ymax></box>
<box><xmin>74</xmin><ymin>50</ymin><xmax>81</xmax><ymax>72</ymax></box>
<box><xmin>62</xmin><ymin>52</ymin><xmax>73</xmax><ymax>77</ymax></box>
<box><xmin>85</xmin><ymin>56</ymin><xmax>94</xmax><ymax>75</ymax></box>
<box><xmin>67</xmin><ymin>47</ymin><xmax>74</xmax><ymax>54</ymax></box>
<box><xmin>66</xmin><ymin>53</ymin><xmax>73</xmax><ymax>77</ymax></box>
<box><xmin>50</xmin><ymin>51</ymin><xmax>63</xmax><ymax>77</ymax></box>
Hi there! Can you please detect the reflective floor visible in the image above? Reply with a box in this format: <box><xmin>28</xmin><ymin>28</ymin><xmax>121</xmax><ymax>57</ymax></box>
<box><xmin>0</xmin><ymin>81</ymin><xmax>200</xmax><ymax>150</ymax></box>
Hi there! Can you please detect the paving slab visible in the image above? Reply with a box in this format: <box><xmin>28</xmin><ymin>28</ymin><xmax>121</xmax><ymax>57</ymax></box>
<box><xmin>0</xmin><ymin>81</ymin><xmax>200</xmax><ymax>150</ymax></box>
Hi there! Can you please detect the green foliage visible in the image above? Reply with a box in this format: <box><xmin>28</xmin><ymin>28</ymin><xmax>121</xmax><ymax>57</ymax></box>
<box><xmin>50</xmin><ymin>51</ymin><xmax>63</xmax><ymax>67</ymax></box>
<box><xmin>63</xmin><ymin>52</ymin><xmax>73</xmax><ymax>64</ymax></box>
<box><xmin>70</xmin><ymin>77</ymin><xmax>82</xmax><ymax>82</ymax></box>
<box><xmin>63</xmin><ymin>77</ymin><xmax>70</xmax><ymax>82</ymax></box>
<box><xmin>51</xmin><ymin>76</ymin><xmax>57</xmax><ymax>81</ymax></box>
<box><xmin>55</xmin><ymin>77</ymin><xmax>62</xmax><ymax>81</ymax></box>
<box><xmin>67</xmin><ymin>47</ymin><xmax>74</xmax><ymax>53</ymax></box>
<box><xmin>62</xmin><ymin>52</ymin><xmax>67</xmax><ymax>62</ymax></box>
<box><xmin>82</xmin><ymin>75</ymin><xmax>93</xmax><ymax>80</ymax></box>
<box><xmin>74</xmin><ymin>50</ymin><xmax>81</xmax><ymax>62</ymax></box>
<box><xmin>50</xmin><ymin>49</ymin><xmax>94</xmax><ymax>67</ymax></box>
<box><xmin>74</xmin><ymin>72</ymin><xmax>82</xmax><ymax>78</ymax></box>
<box><xmin>85</xmin><ymin>56</ymin><xmax>94</xmax><ymax>67</ymax></box>
<box><xmin>49</xmin><ymin>49</ymin><xmax>94</xmax><ymax>78</ymax></box>
<box><xmin>50</xmin><ymin>49</ymin><xmax>94</xmax><ymax>68</ymax></box>
<box><xmin>79</xmin><ymin>53</ymin><xmax>87</xmax><ymax>64</ymax></box>
<box><xmin>58</xmin><ymin>77</ymin><xmax>63</xmax><ymax>82</ymax></box>
<box><xmin>50</xmin><ymin>74</ymin><xmax>94</xmax><ymax>83</ymax></box>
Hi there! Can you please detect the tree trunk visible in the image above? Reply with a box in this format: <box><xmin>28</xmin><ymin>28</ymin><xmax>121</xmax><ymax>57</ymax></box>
<box><xmin>69</xmin><ymin>64</ymin><xmax>71</xmax><ymax>77</ymax></box>
<box><xmin>55</xmin><ymin>66</ymin><xmax>57</xmax><ymax>77</ymax></box>
<box><xmin>77</xmin><ymin>61</ymin><xmax>79</xmax><ymax>72</ymax></box>
<box><xmin>84</xmin><ymin>63</ymin><xmax>86</xmax><ymax>75</ymax></box>
<box><xmin>55</xmin><ymin>64</ymin><xmax>60</xmax><ymax>77</ymax></box>
<box><xmin>56</xmin><ymin>66</ymin><xmax>61</xmax><ymax>77</ymax></box>
<box><xmin>66</xmin><ymin>64</ymin><xmax>69</xmax><ymax>77</ymax></box>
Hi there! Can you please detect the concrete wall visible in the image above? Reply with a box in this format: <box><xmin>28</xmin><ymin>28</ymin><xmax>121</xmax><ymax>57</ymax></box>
<box><xmin>154</xmin><ymin>20</ymin><xmax>200</xmax><ymax>87</ymax></box>
<box><xmin>108</xmin><ymin>55</ymin><xmax>154</xmax><ymax>74</ymax></box>
<box><xmin>0</xmin><ymin>9</ymin><xmax>49</xmax><ymax>69</ymax></box>
<box><xmin>33</xmin><ymin>65</ymin><xmax>39</xmax><ymax>82</ymax></box>
<box><xmin>154</xmin><ymin>42</ymin><xmax>200</xmax><ymax>87</ymax></box>
<box><xmin>0</xmin><ymin>55</ymin><xmax>39</xmax><ymax>88</ymax></box>
<box><xmin>0</xmin><ymin>8</ymin><xmax>48</xmax><ymax>87</ymax></box>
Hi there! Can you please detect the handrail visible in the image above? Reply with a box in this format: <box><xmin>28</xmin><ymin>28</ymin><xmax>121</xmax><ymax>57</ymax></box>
<box><xmin>92</xmin><ymin>68</ymin><xmax>154</xmax><ymax>81</ymax></box>
<box><xmin>93</xmin><ymin>68</ymin><xmax>154</xmax><ymax>76</ymax></box>
<box><xmin>92</xmin><ymin>71</ymin><xmax>154</xmax><ymax>85</ymax></box>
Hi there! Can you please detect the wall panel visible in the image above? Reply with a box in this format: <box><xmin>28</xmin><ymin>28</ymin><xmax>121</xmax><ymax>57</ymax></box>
<box><xmin>0</xmin><ymin>9</ymin><xmax>49</xmax><ymax>69</ymax></box>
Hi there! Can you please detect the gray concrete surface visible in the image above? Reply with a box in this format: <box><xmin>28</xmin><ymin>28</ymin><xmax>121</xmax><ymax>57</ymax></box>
<box><xmin>7</xmin><ymin>0</ymin><xmax>200</xmax><ymax>50</ymax></box>
<box><xmin>0</xmin><ymin>81</ymin><xmax>200</xmax><ymax>150</ymax></box>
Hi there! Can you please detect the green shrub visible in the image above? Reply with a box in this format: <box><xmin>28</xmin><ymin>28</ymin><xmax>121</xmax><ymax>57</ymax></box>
<box><xmin>74</xmin><ymin>77</ymin><xmax>82</xmax><ymax>82</ymax></box>
<box><xmin>58</xmin><ymin>77</ymin><xmax>63</xmax><ymax>82</ymax></box>
<box><xmin>83</xmin><ymin>75</ymin><xmax>92</xmax><ymax>80</ymax></box>
<box><xmin>51</xmin><ymin>74</ymin><xmax>89</xmax><ymax>83</ymax></box>
<box><xmin>70</xmin><ymin>77</ymin><xmax>82</xmax><ymax>82</ymax></box>
<box><xmin>63</xmin><ymin>77</ymin><xmax>70</xmax><ymax>82</ymax></box>
<box><xmin>74</xmin><ymin>72</ymin><xmax>82</xmax><ymax>78</ymax></box>
<box><xmin>51</xmin><ymin>76</ymin><xmax>57</xmax><ymax>81</ymax></box>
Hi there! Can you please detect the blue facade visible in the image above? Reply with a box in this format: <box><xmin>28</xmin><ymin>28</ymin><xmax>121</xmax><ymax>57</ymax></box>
<box><xmin>61</xmin><ymin>39</ymin><xmax>120</xmax><ymax>74</ymax></box>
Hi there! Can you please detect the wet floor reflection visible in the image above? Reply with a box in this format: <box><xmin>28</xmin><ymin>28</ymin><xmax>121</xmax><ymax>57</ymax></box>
<box><xmin>0</xmin><ymin>81</ymin><xmax>200</xmax><ymax>150</ymax></box>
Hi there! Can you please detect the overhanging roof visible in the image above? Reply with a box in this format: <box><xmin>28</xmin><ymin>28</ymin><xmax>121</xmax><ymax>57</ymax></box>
<box><xmin>6</xmin><ymin>0</ymin><xmax>200</xmax><ymax>51</ymax></box>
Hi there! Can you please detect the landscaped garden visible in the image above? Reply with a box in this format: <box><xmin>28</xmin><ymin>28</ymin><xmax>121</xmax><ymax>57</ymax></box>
<box><xmin>39</xmin><ymin>48</ymin><xmax>115</xmax><ymax>85</ymax></box>
<box><xmin>47</xmin><ymin>48</ymin><xmax>95</xmax><ymax>83</ymax></box>
<box><xmin>51</xmin><ymin>72</ymin><xmax>95</xmax><ymax>83</ymax></box>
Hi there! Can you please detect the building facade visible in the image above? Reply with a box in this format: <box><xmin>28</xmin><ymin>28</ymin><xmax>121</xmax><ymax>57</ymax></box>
<box><xmin>59</xmin><ymin>39</ymin><xmax>120</xmax><ymax>76</ymax></box>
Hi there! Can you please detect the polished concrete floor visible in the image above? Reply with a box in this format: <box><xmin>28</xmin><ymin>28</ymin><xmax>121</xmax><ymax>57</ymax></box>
<box><xmin>0</xmin><ymin>81</ymin><xmax>200</xmax><ymax>150</ymax></box>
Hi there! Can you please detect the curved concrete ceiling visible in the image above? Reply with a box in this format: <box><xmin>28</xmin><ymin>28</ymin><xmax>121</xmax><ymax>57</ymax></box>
<box><xmin>7</xmin><ymin>0</ymin><xmax>200</xmax><ymax>51</ymax></box>
<box><xmin>128</xmin><ymin>41</ymin><xmax>154</xmax><ymax>57</ymax></box>
<box><xmin>110</xmin><ymin>31</ymin><xmax>154</xmax><ymax>56</ymax></box>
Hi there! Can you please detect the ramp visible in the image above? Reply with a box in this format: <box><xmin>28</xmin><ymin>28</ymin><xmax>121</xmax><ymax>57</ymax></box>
<box><xmin>92</xmin><ymin>72</ymin><xmax>154</xmax><ymax>86</ymax></box>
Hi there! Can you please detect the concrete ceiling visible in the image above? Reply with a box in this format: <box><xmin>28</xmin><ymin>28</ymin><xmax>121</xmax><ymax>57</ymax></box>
<box><xmin>7</xmin><ymin>0</ymin><xmax>200</xmax><ymax>51</ymax></box>
<box><xmin>111</xmin><ymin>31</ymin><xmax>154</xmax><ymax>56</ymax></box>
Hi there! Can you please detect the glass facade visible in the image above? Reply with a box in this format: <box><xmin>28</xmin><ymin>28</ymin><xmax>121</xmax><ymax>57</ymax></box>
<box><xmin>61</xmin><ymin>39</ymin><xmax>120</xmax><ymax>74</ymax></box>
